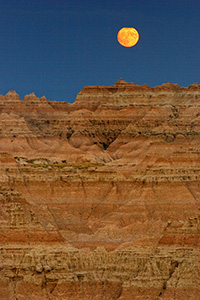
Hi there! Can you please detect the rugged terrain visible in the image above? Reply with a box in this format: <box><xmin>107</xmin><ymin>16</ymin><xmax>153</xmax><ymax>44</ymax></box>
<box><xmin>0</xmin><ymin>79</ymin><xmax>199</xmax><ymax>299</ymax></box>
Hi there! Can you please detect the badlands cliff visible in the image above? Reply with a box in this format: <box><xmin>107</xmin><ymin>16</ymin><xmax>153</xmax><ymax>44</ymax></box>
<box><xmin>0</xmin><ymin>79</ymin><xmax>199</xmax><ymax>299</ymax></box>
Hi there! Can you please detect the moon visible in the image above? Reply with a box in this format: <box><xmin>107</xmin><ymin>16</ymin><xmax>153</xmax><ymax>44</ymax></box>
<box><xmin>117</xmin><ymin>27</ymin><xmax>139</xmax><ymax>47</ymax></box>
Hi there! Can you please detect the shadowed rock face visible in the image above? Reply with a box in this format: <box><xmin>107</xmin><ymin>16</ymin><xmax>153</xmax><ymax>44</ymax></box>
<box><xmin>0</xmin><ymin>80</ymin><xmax>200</xmax><ymax>299</ymax></box>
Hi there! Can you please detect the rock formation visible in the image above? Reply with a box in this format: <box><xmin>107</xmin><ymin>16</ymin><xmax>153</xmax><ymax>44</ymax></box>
<box><xmin>0</xmin><ymin>80</ymin><xmax>199</xmax><ymax>299</ymax></box>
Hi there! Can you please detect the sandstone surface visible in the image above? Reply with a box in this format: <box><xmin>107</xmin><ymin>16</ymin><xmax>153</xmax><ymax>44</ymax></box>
<box><xmin>0</xmin><ymin>79</ymin><xmax>199</xmax><ymax>299</ymax></box>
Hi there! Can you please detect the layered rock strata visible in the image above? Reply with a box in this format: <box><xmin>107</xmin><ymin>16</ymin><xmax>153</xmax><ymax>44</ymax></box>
<box><xmin>0</xmin><ymin>79</ymin><xmax>199</xmax><ymax>299</ymax></box>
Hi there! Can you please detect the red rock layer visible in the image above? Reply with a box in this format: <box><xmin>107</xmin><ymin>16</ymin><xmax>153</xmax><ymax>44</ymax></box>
<box><xmin>0</xmin><ymin>80</ymin><xmax>199</xmax><ymax>299</ymax></box>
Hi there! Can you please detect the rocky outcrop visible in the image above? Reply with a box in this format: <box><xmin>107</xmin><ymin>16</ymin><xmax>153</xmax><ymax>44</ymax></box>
<box><xmin>0</xmin><ymin>80</ymin><xmax>199</xmax><ymax>299</ymax></box>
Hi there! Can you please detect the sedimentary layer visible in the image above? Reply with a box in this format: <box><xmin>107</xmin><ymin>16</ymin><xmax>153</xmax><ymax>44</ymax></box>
<box><xmin>0</xmin><ymin>79</ymin><xmax>199</xmax><ymax>299</ymax></box>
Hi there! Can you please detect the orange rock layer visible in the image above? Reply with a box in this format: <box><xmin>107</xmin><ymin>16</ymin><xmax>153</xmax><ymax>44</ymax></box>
<box><xmin>0</xmin><ymin>80</ymin><xmax>199</xmax><ymax>299</ymax></box>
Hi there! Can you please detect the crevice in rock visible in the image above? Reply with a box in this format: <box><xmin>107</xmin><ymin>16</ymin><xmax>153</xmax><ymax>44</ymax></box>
<box><xmin>46</xmin><ymin>207</ymin><xmax>65</xmax><ymax>244</ymax></box>
<box><xmin>42</xmin><ymin>273</ymin><xmax>51</xmax><ymax>300</ymax></box>
<box><xmin>49</xmin><ymin>281</ymin><xmax>58</xmax><ymax>294</ymax></box>
<box><xmin>116</xmin><ymin>287</ymin><xmax>123</xmax><ymax>299</ymax></box>
<box><xmin>157</xmin><ymin>260</ymin><xmax>179</xmax><ymax>299</ymax></box>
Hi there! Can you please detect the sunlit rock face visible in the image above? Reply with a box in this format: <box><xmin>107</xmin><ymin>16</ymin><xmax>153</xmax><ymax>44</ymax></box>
<box><xmin>0</xmin><ymin>81</ymin><xmax>200</xmax><ymax>299</ymax></box>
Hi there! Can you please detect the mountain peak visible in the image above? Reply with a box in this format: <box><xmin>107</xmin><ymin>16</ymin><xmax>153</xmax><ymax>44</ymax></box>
<box><xmin>115</xmin><ymin>78</ymin><xmax>129</xmax><ymax>85</ymax></box>
<box><xmin>5</xmin><ymin>90</ymin><xmax>21</xmax><ymax>100</ymax></box>
<box><xmin>24</xmin><ymin>92</ymin><xmax>40</xmax><ymax>102</ymax></box>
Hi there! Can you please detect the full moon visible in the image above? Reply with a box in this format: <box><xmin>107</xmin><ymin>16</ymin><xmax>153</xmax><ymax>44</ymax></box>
<box><xmin>117</xmin><ymin>27</ymin><xmax>139</xmax><ymax>47</ymax></box>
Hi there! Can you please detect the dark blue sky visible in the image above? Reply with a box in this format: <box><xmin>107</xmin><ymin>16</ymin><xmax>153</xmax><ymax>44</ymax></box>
<box><xmin>0</xmin><ymin>0</ymin><xmax>199</xmax><ymax>102</ymax></box>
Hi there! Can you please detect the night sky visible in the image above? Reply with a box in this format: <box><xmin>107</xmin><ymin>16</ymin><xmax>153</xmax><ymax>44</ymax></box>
<box><xmin>0</xmin><ymin>0</ymin><xmax>199</xmax><ymax>103</ymax></box>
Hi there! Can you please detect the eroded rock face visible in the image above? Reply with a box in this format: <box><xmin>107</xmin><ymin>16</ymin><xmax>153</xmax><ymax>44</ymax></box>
<box><xmin>0</xmin><ymin>80</ymin><xmax>199</xmax><ymax>299</ymax></box>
